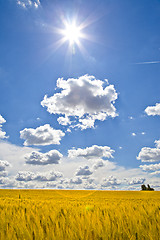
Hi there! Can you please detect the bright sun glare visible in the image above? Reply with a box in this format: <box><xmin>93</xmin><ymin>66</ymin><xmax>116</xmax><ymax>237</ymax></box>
<box><xmin>55</xmin><ymin>18</ymin><xmax>90</xmax><ymax>53</ymax></box>
<box><xmin>63</xmin><ymin>23</ymin><xmax>81</xmax><ymax>45</ymax></box>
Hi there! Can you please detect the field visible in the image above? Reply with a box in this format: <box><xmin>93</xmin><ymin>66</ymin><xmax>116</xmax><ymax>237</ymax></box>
<box><xmin>0</xmin><ymin>190</ymin><xmax>159</xmax><ymax>240</ymax></box>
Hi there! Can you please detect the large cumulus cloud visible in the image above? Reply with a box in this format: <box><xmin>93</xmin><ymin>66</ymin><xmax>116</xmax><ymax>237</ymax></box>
<box><xmin>20</xmin><ymin>124</ymin><xmax>65</xmax><ymax>146</ymax></box>
<box><xmin>16</xmin><ymin>170</ymin><xmax>63</xmax><ymax>182</ymax></box>
<box><xmin>25</xmin><ymin>150</ymin><xmax>63</xmax><ymax>165</ymax></box>
<box><xmin>138</xmin><ymin>139</ymin><xmax>160</xmax><ymax>175</ymax></box>
<box><xmin>68</xmin><ymin>145</ymin><xmax>114</xmax><ymax>159</ymax></box>
<box><xmin>137</xmin><ymin>140</ymin><xmax>160</xmax><ymax>162</ymax></box>
<box><xmin>140</xmin><ymin>163</ymin><xmax>160</xmax><ymax>171</ymax></box>
<box><xmin>41</xmin><ymin>75</ymin><xmax>118</xmax><ymax>130</ymax></box>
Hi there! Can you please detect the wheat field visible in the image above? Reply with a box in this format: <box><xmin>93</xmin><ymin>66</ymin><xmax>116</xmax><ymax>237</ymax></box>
<box><xmin>0</xmin><ymin>190</ymin><xmax>159</xmax><ymax>240</ymax></box>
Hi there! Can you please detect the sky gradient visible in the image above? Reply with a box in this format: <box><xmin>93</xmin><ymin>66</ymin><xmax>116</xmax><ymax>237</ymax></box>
<box><xmin>0</xmin><ymin>0</ymin><xmax>160</xmax><ymax>190</ymax></box>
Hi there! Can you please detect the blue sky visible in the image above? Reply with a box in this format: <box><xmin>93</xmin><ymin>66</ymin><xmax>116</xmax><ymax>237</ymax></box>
<box><xmin>0</xmin><ymin>0</ymin><xmax>160</xmax><ymax>189</ymax></box>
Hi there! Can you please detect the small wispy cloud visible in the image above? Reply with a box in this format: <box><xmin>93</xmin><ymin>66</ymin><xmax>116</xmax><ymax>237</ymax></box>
<box><xmin>141</xmin><ymin>132</ymin><xmax>146</xmax><ymax>135</ymax></box>
<box><xmin>17</xmin><ymin>0</ymin><xmax>40</xmax><ymax>9</ymax></box>
<box><xmin>134</xmin><ymin>61</ymin><xmax>160</xmax><ymax>65</ymax></box>
<box><xmin>131</xmin><ymin>133</ymin><xmax>136</xmax><ymax>137</ymax></box>
<box><xmin>129</xmin><ymin>116</ymin><xmax>134</xmax><ymax>120</ymax></box>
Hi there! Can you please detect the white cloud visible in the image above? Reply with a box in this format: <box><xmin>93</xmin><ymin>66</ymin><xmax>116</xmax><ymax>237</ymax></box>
<box><xmin>82</xmin><ymin>177</ymin><xmax>95</xmax><ymax>184</ymax></box>
<box><xmin>17</xmin><ymin>1</ymin><xmax>26</xmax><ymax>8</ymax></box>
<box><xmin>0</xmin><ymin>160</ymin><xmax>10</xmax><ymax>171</ymax></box>
<box><xmin>145</xmin><ymin>103</ymin><xmax>160</xmax><ymax>116</ymax></box>
<box><xmin>35</xmin><ymin>171</ymin><xmax>63</xmax><ymax>181</ymax></box>
<box><xmin>0</xmin><ymin>130</ymin><xmax>7</xmax><ymax>139</ymax></box>
<box><xmin>75</xmin><ymin>166</ymin><xmax>93</xmax><ymax>176</ymax></box>
<box><xmin>83</xmin><ymin>183</ymin><xmax>96</xmax><ymax>189</ymax></box>
<box><xmin>16</xmin><ymin>171</ymin><xmax>33</xmax><ymax>181</ymax></box>
<box><xmin>25</xmin><ymin>150</ymin><xmax>63</xmax><ymax>165</ymax></box>
<box><xmin>92</xmin><ymin>160</ymin><xmax>105</xmax><ymax>170</ymax></box>
<box><xmin>138</xmin><ymin>139</ymin><xmax>160</xmax><ymax>175</ymax></box>
<box><xmin>135</xmin><ymin>61</ymin><xmax>160</xmax><ymax>65</ymax></box>
<box><xmin>128</xmin><ymin>177</ymin><xmax>145</xmax><ymax>185</ymax></box>
<box><xmin>0</xmin><ymin>178</ymin><xmax>17</xmax><ymax>188</ymax></box>
<box><xmin>45</xmin><ymin>182</ymin><xmax>57</xmax><ymax>188</ymax></box>
<box><xmin>41</xmin><ymin>75</ymin><xmax>118</xmax><ymax>130</ymax></box>
<box><xmin>140</xmin><ymin>163</ymin><xmax>160</xmax><ymax>171</ymax></box>
<box><xmin>70</xmin><ymin>177</ymin><xmax>83</xmax><ymax>184</ymax></box>
<box><xmin>17</xmin><ymin>0</ymin><xmax>40</xmax><ymax>9</ymax></box>
<box><xmin>77</xmin><ymin>117</ymin><xmax>95</xmax><ymax>130</ymax></box>
<box><xmin>66</xmin><ymin>128</ymin><xmax>71</xmax><ymax>133</ymax></box>
<box><xmin>16</xmin><ymin>170</ymin><xmax>63</xmax><ymax>181</ymax></box>
<box><xmin>0</xmin><ymin>141</ymin><xmax>39</xmax><ymax>176</ymax></box>
<box><xmin>101</xmin><ymin>176</ymin><xmax>121</xmax><ymax>188</ymax></box>
<box><xmin>55</xmin><ymin>176</ymin><xmax>96</xmax><ymax>189</ymax></box>
<box><xmin>129</xmin><ymin>116</ymin><xmax>134</xmax><ymax>120</ymax></box>
<box><xmin>0</xmin><ymin>115</ymin><xmax>8</xmax><ymax>139</ymax></box>
<box><xmin>132</xmin><ymin>132</ymin><xmax>136</xmax><ymax>136</ymax></box>
<box><xmin>34</xmin><ymin>2</ymin><xmax>38</xmax><ymax>8</ymax></box>
<box><xmin>150</xmin><ymin>171</ymin><xmax>160</xmax><ymax>175</ymax></box>
<box><xmin>137</xmin><ymin>142</ymin><xmax>160</xmax><ymax>163</ymax></box>
<box><xmin>18</xmin><ymin>181</ymin><xmax>45</xmax><ymax>189</ymax></box>
<box><xmin>68</xmin><ymin>145</ymin><xmax>114</xmax><ymax>160</ymax></box>
<box><xmin>20</xmin><ymin>124</ymin><xmax>65</xmax><ymax>146</ymax></box>
<box><xmin>155</xmin><ymin>140</ymin><xmax>160</xmax><ymax>148</ymax></box>
<box><xmin>104</xmin><ymin>79</ymin><xmax>109</xmax><ymax>84</ymax></box>
<box><xmin>0</xmin><ymin>171</ymin><xmax>8</xmax><ymax>177</ymax></box>
<box><xmin>0</xmin><ymin>115</ymin><xmax>6</xmax><ymax>125</ymax></box>
<box><xmin>57</xmin><ymin>116</ymin><xmax>71</xmax><ymax>126</ymax></box>
<box><xmin>0</xmin><ymin>140</ymin><xmax>159</xmax><ymax>190</ymax></box>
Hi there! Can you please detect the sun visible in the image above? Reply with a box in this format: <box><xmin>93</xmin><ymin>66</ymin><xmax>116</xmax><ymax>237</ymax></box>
<box><xmin>54</xmin><ymin>17</ymin><xmax>92</xmax><ymax>54</ymax></box>
<box><xmin>61</xmin><ymin>22</ymin><xmax>82</xmax><ymax>45</ymax></box>
<box><xmin>63</xmin><ymin>23</ymin><xmax>81</xmax><ymax>45</ymax></box>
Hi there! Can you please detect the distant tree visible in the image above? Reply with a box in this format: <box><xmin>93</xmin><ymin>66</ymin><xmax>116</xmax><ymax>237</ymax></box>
<box><xmin>141</xmin><ymin>184</ymin><xmax>154</xmax><ymax>191</ymax></box>
<box><xmin>147</xmin><ymin>184</ymin><xmax>151</xmax><ymax>190</ymax></box>
<box><xmin>147</xmin><ymin>184</ymin><xmax>154</xmax><ymax>191</ymax></box>
<box><xmin>141</xmin><ymin>184</ymin><xmax>147</xmax><ymax>191</ymax></box>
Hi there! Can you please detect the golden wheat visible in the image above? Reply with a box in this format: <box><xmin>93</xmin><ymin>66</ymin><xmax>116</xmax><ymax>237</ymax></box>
<box><xmin>0</xmin><ymin>190</ymin><xmax>159</xmax><ymax>239</ymax></box>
